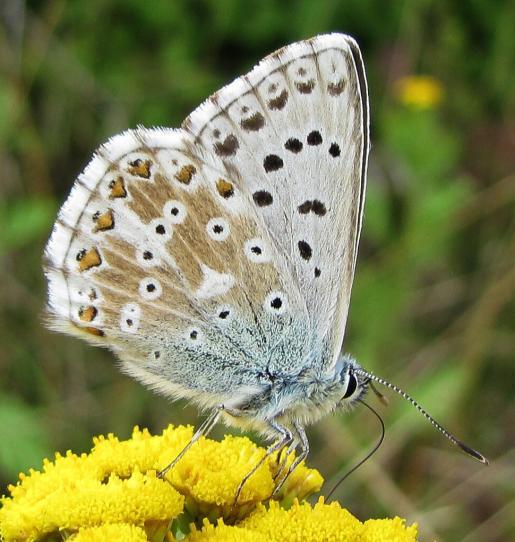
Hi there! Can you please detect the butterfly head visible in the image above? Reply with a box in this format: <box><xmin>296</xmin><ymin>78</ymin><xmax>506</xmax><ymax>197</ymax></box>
<box><xmin>334</xmin><ymin>354</ymin><xmax>369</xmax><ymax>408</ymax></box>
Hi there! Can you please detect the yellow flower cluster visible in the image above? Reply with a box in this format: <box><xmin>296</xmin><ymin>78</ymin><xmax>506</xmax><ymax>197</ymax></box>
<box><xmin>394</xmin><ymin>75</ymin><xmax>444</xmax><ymax>109</ymax></box>
<box><xmin>0</xmin><ymin>425</ymin><xmax>418</xmax><ymax>541</ymax></box>
<box><xmin>189</xmin><ymin>500</ymin><xmax>418</xmax><ymax>542</ymax></box>
<box><xmin>69</xmin><ymin>523</ymin><xmax>148</xmax><ymax>542</ymax></box>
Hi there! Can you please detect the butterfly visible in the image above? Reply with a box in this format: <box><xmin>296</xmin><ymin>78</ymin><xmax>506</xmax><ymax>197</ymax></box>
<box><xmin>43</xmin><ymin>33</ymin><xmax>486</xmax><ymax>498</ymax></box>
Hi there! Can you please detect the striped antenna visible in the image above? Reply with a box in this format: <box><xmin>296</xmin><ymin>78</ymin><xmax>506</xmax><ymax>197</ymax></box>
<box><xmin>355</xmin><ymin>368</ymin><xmax>489</xmax><ymax>465</ymax></box>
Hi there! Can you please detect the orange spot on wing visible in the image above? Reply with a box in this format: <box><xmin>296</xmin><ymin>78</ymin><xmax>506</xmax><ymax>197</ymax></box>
<box><xmin>108</xmin><ymin>176</ymin><xmax>127</xmax><ymax>199</ymax></box>
<box><xmin>82</xmin><ymin>326</ymin><xmax>104</xmax><ymax>337</ymax></box>
<box><xmin>78</xmin><ymin>305</ymin><xmax>97</xmax><ymax>322</ymax></box>
<box><xmin>216</xmin><ymin>178</ymin><xmax>234</xmax><ymax>198</ymax></box>
<box><xmin>77</xmin><ymin>248</ymin><xmax>102</xmax><ymax>271</ymax></box>
<box><xmin>128</xmin><ymin>159</ymin><xmax>152</xmax><ymax>178</ymax></box>
<box><xmin>71</xmin><ymin>321</ymin><xmax>104</xmax><ymax>337</ymax></box>
<box><xmin>175</xmin><ymin>164</ymin><xmax>196</xmax><ymax>184</ymax></box>
<box><xmin>93</xmin><ymin>209</ymin><xmax>114</xmax><ymax>232</ymax></box>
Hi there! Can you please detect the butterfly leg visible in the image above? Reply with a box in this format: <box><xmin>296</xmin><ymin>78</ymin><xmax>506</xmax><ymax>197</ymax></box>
<box><xmin>273</xmin><ymin>437</ymin><xmax>297</xmax><ymax>481</ymax></box>
<box><xmin>157</xmin><ymin>409</ymin><xmax>221</xmax><ymax>478</ymax></box>
<box><xmin>232</xmin><ymin>420</ymin><xmax>293</xmax><ymax>508</ymax></box>
<box><xmin>271</xmin><ymin>420</ymin><xmax>309</xmax><ymax>497</ymax></box>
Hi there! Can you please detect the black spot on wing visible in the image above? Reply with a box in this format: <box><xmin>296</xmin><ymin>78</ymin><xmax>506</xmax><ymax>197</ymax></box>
<box><xmin>214</xmin><ymin>134</ymin><xmax>239</xmax><ymax>157</ymax></box>
<box><xmin>295</xmin><ymin>80</ymin><xmax>315</xmax><ymax>94</ymax></box>
<box><xmin>312</xmin><ymin>200</ymin><xmax>327</xmax><ymax>216</ymax></box>
<box><xmin>263</xmin><ymin>154</ymin><xmax>283</xmax><ymax>172</ymax></box>
<box><xmin>298</xmin><ymin>201</ymin><xmax>312</xmax><ymax>214</ymax></box>
<box><xmin>267</xmin><ymin>89</ymin><xmax>288</xmax><ymax>110</ymax></box>
<box><xmin>328</xmin><ymin>79</ymin><xmax>346</xmax><ymax>96</ymax></box>
<box><xmin>307</xmin><ymin>131</ymin><xmax>322</xmax><ymax>145</ymax></box>
<box><xmin>241</xmin><ymin>112</ymin><xmax>265</xmax><ymax>131</ymax></box>
<box><xmin>298</xmin><ymin>200</ymin><xmax>326</xmax><ymax>216</ymax></box>
<box><xmin>253</xmin><ymin>190</ymin><xmax>273</xmax><ymax>207</ymax></box>
<box><xmin>270</xmin><ymin>297</ymin><xmax>282</xmax><ymax>309</ymax></box>
<box><xmin>285</xmin><ymin>138</ymin><xmax>303</xmax><ymax>153</ymax></box>
<box><xmin>298</xmin><ymin>240</ymin><xmax>312</xmax><ymax>261</ymax></box>
<box><xmin>329</xmin><ymin>143</ymin><xmax>341</xmax><ymax>157</ymax></box>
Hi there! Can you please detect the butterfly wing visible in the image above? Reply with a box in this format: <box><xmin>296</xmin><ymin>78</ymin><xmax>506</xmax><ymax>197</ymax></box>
<box><xmin>44</xmin><ymin>34</ymin><xmax>368</xmax><ymax>409</ymax></box>
<box><xmin>44</xmin><ymin>127</ymin><xmax>310</xmax><ymax>408</ymax></box>
<box><xmin>183</xmin><ymin>33</ymin><xmax>369</xmax><ymax>368</ymax></box>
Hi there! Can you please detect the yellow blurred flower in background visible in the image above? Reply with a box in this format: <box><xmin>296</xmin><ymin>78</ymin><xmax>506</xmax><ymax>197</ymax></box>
<box><xmin>0</xmin><ymin>425</ymin><xmax>418</xmax><ymax>541</ymax></box>
<box><xmin>394</xmin><ymin>75</ymin><xmax>444</xmax><ymax>109</ymax></box>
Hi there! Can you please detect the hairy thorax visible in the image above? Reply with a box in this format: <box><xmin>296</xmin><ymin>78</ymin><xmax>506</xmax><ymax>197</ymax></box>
<box><xmin>220</xmin><ymin>357</ymin><xmax>365</xmax><ymax>439</ymax></box>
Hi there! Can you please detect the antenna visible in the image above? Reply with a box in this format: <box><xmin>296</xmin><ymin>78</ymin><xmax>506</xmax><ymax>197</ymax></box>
<box><xmin>355</xmin><ymin>368</ymin><xmax>489</xmax><ymax>465</ymax></box>
<box><xmin>327</xmin><ymin>399</ymin><xmax>385</xmax><ymax>500</ymax></box>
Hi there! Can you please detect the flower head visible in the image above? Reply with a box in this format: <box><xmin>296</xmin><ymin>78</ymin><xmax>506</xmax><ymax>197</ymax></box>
<box><xmin>394</xmin><ymin>76</ymin><xmax>444</xmax><ymax>109</ymax></box>
<box><xmin>188</xmin><ymin>498</ymin><xmax>418</xmax><ymax>542</ymax></box>
<box><xmin>165</xmin><ymin>434</ymin><xmax>323</xmax><ymax>521</ymax></box>
<box><xmin>68</xmin><ymin>523</ymin><xmax>148</xmax><ymax>542</ymax></box>
<box><xmin>0</xmin><ymin>425</ymin><xmax>418</xmax><ymax>541</ymax></box>
<box><xmin>0</xmin><ymin>468</ymin><xmax>183</xmax><ymax>541</ymax></box>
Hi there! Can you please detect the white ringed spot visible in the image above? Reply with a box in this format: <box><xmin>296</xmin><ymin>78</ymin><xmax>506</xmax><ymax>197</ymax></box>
<box><xmin>206</xmin><ymin>217</ymin><xmax>230</xmax><ymax>241</ymax></box>
<box><xmin>244</xmin><ymin>238</ymin><xmax>270</xmax><ymax>263</ymax></box>
<box><xmin>149</xmin><ymin>218</ymin><xmax>173</xmax><ymax>240</ymax></box>
<box><xmin>136</xmin><ymin>248</ymin><xmax>161</xmax><ymax>268</ymax></box>
<box><xmin>163</xmin><ymin>200</ymin><xmax>187</xmax><ymax>224</ymax></box>
<box><xmin>120</xmin><ymin>303</ymin><xmax>141</xmax><ymax>333</ymax></box>
<box><xmin>138</xmin><ymin>277</ymin><xmax>162</xmax><ymax>300</ymax></box>
<box><xmin>264</xmin><ymin>291</ymin><xmax>288</xmax><ymax>316</ymax></box>
<box><xmin>186</xmin><ymin>327</ymin><xmax>203</xmax><ymax>344</ymax></box>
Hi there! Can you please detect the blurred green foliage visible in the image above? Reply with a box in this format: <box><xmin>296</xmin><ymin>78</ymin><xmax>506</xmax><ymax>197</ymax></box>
<box><xmin>0</xmin><ymin>1</ymin><xmax>514</xmax><ymax>540</ymax></box>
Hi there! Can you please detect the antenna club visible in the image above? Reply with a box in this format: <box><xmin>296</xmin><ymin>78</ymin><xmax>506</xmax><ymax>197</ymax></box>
<box><xmin>457</xmin><ymin>440</ymin><xmax>490</xmax><ymax>465</ymax></box>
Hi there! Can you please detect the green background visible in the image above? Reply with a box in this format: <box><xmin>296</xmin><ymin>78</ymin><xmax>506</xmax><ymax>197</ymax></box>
<box><xmin>1</xmin><ymin>1</ymin><xmax>514</xmax><ymax>540</ymax></box>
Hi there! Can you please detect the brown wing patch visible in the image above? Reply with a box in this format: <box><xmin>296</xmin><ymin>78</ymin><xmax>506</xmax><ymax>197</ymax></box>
<box><xmin>95</xmin><ymin>236</ymin><xmax>193</xmax><ymax>318</ymax></box>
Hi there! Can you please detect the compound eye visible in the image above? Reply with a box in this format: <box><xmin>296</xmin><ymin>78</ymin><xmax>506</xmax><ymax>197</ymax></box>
<box><xmin>343</xmin><ymin>372</ymin><xmax>358</xmax><ymax>399</ymax></box>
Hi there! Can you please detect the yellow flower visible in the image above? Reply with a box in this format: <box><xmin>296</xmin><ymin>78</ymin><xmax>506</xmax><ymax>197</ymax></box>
<box><xmin>187</xmin><ymin>519</ymin><xmax>267</xmax><ymax>542</ymax></box>
<box><xmin>241</xmin><ymin>499</ymin><xmax>362</xmax><ymax>541</ymax></box>
<box><xmin>269</xmin><ymin>450</ymin><xmax>324</xmax><ymax>506</ymax></box>
<box><xmin>188</xmin><ymin>499</ymin><xmax>418</xmax><ymax>542</ymax></box>
<box><xmin>166</xmin><ymin>434</ymin><xmax>273</xmax><ymax>521</ymax></box>
<box><xmin>362</xmin><ymin>517</ymin><xmax>418</xmax><ymax>542</ymax></box>
<box><xmin>0</xmin><ymin>425</ymin><xmax>418</xmax><ymax>541</ymax></box>
<box><xmin>90</xmin><ymin>424</ymin><xmax>194</xmax><ymax>479</ymax></box>
<box><xmin>165</xmin><ymin>434</ymin><xmax>323</xmax><ymax>521</ymax></box>
<box><xmin>0</xmin><ymin>470</ymin><xmax>182</xmax><ymax>541</ymax></box>
<box><xmin>0</xmin><ymin>425</ymin><xmax>192</xmax><ymax>542</ymax></box>
<box><xmin>394</xmin><ymin>76</ymin><xmax>444</xmax><ymax>109</ymax></box>
<box><xmin>68</xmin><ymin>523</ymin><xmax>148</xmax><ymax>541</ymax></box>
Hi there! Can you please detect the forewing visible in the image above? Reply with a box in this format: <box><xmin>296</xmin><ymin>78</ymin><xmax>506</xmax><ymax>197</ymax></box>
<box><xmin>183</xmin><ymin>33</ymin><xmax>369</xmax><ymax>368</ymax></box>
